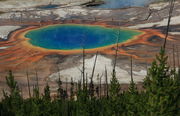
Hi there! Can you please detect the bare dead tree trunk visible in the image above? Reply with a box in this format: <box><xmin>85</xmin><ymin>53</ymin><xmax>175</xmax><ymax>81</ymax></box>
<box><xmin>130</xmin><ymin>56</ymin><xmax>133</xmax><ymax>80</ymax></box>
<box><xmin>66</xmin><ymin>78</ymin><xmax>68</xmax><ymax>98</ymax></box>
<box><xmin>57</xmin><ymin>65</ymin><xmax>61</xmax><ymax>79</ymax></box>
<box><xmin>35</xmin><ymin>68</ymin><xmax>39</xmax><ymax>91</ymax></box>
<box><xmin>75</xmin><ymin>82</ymin><xmax>78</xmax><ymax>93</ymax></box>
<box><xmin>86</xmin><ymin>73</ymin><xmax>88</xmax><ymax>90</ymax></box>
<box><xmin>104</xmin><ymin>76</ymin><xmax>106</xmax><ymax>97</ymax></box>
<box><xmin>168</xmin><ymin>53</ymin><xmax>172</xmax><ymax>66</ymax></box>
<box><xmin>82</xmin><ymin>48</ymin><xmax>85</xmax><ymax>90</ymax></box>
<box><xmin>26</xmin><ymin>70</ymin><xmax>31</xmax><ymax>98</ymax></box>
<box><xmin>34</xmin><ymin>68</ymin><xmax>40</xmax><ymax>98</ymax></box>
<box><xmin>105</xmin><ymin>66</ymin><xmax>109</xmax><ymax>98</ymax></box>
<box><xmin>173</xmin><ymin>44</ymin><xmax>176</xmax><ymax>70</ymax></box>
<box><xmin>32</xmin><ymin>85</ymin><xmax>35</xmax><ymax>97</ymax></box>
<box><xmin>177</xmin><ymin>45</ymin><xmax>180</xmax><ymax>68</ymax></box>
<box><xmin>91</xmin><ymin>52</ymin><xmax>98</xmax><ymax>81</ymax></box>
<box><xmin>20</xmin><ymin>86</ymin><xmax>23</xmax><ymax>98</ymax></box>
<box><xmin>80</xmin><ymin>73</ymin><xmax>82</xmax><ymax>89</ymax></box>
<box><xmin>146</xmin><ymin>60</ymin><xmax>148</xmax><ymax>75</ymax></box>
<box><xmin>89</xmin><ymin>52</ymin><xmax>98</xmax><ymax>97</ymax></box>
<box><xmin>113</xmin><ymin>33</ymin><xmax>119</xmax><ymax>72</ymax></box>
<box><xmin>99</xmin><ymin>74</ymin><xmax>102</xmax><ymax>98</ymax></box>
<box><xmin>163</xmin><ymin>0</ymin><xmax>175</xmax><ymax>49</ymax></box>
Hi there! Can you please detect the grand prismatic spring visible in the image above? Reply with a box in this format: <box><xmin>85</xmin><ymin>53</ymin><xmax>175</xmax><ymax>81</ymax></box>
<box><xmin>0</xmin><ymin>22</ymin><xmax>170</xmax><ymax>71</ymax></box>
<box><xmin>25</xmin><ymin>24</ymin><xmax>142</xmax><ymax>50</ymax></box>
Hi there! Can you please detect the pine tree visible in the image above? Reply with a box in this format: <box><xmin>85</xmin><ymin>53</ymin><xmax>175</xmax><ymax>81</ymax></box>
<box><xmin>57</xmin><ymin>78</ymin><xmax>64</xmax><ymax>99</ymax></box>
<box><xmin>128</xmin><ymin>76</ymin><xmax>138</xmax><ymax>95</ymax></box>
<box><xmin>5</xmin><ymin>70</ymin><xmax>19</xmax><ymax>95</ymax></box>
<box><xmin>2</xmin><ymin>70</ymin><xmax>22</xmax><ymax>116</ymax></box>
<box><xmin>173</xmin><ymin>68</ymin><xmax>180</xmax><ymax>115</ymax></box>
<box><xmin>125</xmin><ymin>75</ymin><xmax>139</xmax><ymax>116</ymax></box>
<box><xmin>108</xmin><ymin>70</ymin><xmax>123</xmax><ymax>115</ymax></box>
<box><xmin>144</xmin><ymin>48</ymin><xmax>179</xmax><ymax>116</ymax></box>
<box><xmin>33</xmin><ymin>85</ymin><xmax>40</xmax><ymax>99</ymax></box>
<box><xmin>70</xmin><ymin>78</ymin><xmax>74</xmax><ymax>100</ymax></box>
<box><xmin>109</xmin><ymin>70</ymin><xmax>121</xmax><ymax>99</ymax></box>
<box><xmin>43</xmin><ymin>83</ymin><xmax>51</xmax><ymax>101</ymax></box>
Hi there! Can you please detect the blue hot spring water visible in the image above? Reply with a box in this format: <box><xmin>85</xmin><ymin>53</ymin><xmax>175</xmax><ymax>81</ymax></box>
<box><xmin>37</xmin><ymin>4</ymin><xmax>59</xmax><ymax>9</ymax></box>
<box><xmin>99</xmin><ymin>0</ymin><xmax>155</xmax><ymax>9</ymax></box>
<box><xmin>25</xmin><ymin>24</ymin><xmax>141</xmax><ymax>50</ymax></box>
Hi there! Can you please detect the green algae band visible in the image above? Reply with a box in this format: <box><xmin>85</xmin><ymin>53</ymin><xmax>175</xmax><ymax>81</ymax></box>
<box><xmin>25</xmin><ymin>24</ymin><xmax>141</xmax><ymax>50</ymax></box>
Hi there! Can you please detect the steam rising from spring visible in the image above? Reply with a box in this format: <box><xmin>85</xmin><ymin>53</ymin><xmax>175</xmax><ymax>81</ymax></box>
<box><xmin>99</xmin><ymin>0</ymin><xmax>155</xmax><ymax>8</ymax></box>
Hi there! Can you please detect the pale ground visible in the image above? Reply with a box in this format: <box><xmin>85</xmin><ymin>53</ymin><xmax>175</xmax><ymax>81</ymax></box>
<box><xmin>149</xmin><ymin>2</ymin><xmax>169</xmax><ymax>10</ymax></box>
<box><xmin>54</xmin><ymin>7</ymin><xmax>111</xmax><ymax>19</ymax></box>
<box><xmin>0</xmin><ymin>6</ymin><xmax>111</xmax><ymax>19</ymax></box>
<box><xmin>0</xmin><ymin>25</ymin><xmax>20</xmax><ymax>39</ymax></box>
<box><xmin>0</xmin><ymin>0</ymin><xmax>90</xmax><ymax>10</ymax></box>
<box><xmin>169</xmin><ymin>32</ymin><xmax>180</xmax><ymax>35</ymax></box>
<box><xmin>0</xmin><ymin>46</ymin><xmax>9</xmax><ymax>49</ymax></box>
<box><xmin>128</xmin><ymin>15</ymin><xmax>180</xmax><ymax>29</ymax></box>
<box><xmin>49</xmin><ymin>55</ymin><xmax>147</xmax><ymax>84</ymax></box>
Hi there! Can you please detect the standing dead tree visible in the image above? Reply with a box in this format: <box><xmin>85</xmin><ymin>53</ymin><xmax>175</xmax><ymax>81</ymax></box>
<box><xmin>26</xmin><ymin>70</ymin><xmax>31</xmax><ymax>98</ymax></box>
<box><xmin>89</xmin><ymin>52</ymin><xmax>98</xmax><ymax>97</ymax></box>
<box><xmin>35</xmin><ymin>68</ymin><xmax>39</xmax><ymax>91</ymax></box>
<box><xmin>57</xmin><ymin>64</ymin><xmax>61</xmax><ymax>80</ymax></box>
<box><xmin>176</xmin><ymin>45</ymin><xmax>180</xmax><ymax>68</ymax></box>
<box><xmin>82</xmin><ymin>48</ymin><xmax>85</xmax><ymax>90</ymax></box>
<box><xmin>105</xmin><ymin>66</ymin><xmax>109</xmax><ymax>98</ymax></box>
<box><xmin>130</xmin><ymin>56</ymin><xmax>133</xmax><ymax>81</ymax></box>
<box><xmin>113</xmin><ymin>29</ymin><xmax>120</xmax><ymax>73</ymax></box>
<box><xmin>163</xmin><ymin>0</ymin><xmax>175</xmax><ymax>49</ymax></box>
<box><xmin>173</xmin><ymin>44</ymin><xmax>176</xmax><ymax>70</ymax></box>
